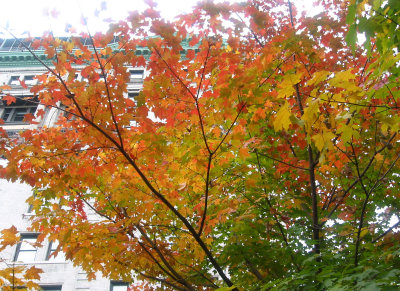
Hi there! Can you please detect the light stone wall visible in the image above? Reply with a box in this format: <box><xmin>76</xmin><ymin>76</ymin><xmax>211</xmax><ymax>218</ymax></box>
<box><xmin>0</xmin><ymin>63</ymin><xmax>139</xmax><ymax>290</ymax></box>
<box><xmin>0</xmin><ymin>176</ymin><xmax>112</xmax><ymax>290</ymax></box>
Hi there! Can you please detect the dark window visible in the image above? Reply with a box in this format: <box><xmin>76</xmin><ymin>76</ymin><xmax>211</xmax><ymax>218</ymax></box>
<box><xmin>14</xmin><ymin>234</ymin><xmax>38</xmax><ymax>262</ymax></box>
<box><xmin>9</xmin><ymin>75</ymin><xmax>20</xmax><ymax>85</ymax></box>
<box><xmin>40</xmin><ymin>286</ymin><xmax>62</xmax><ymax>291</ymax></box>
<box><xmin>1</xmin><ymin>106</ymin><xmax>37</xmax><ymax>123</ymax></box>
<box><xmin>129</xmin><ymin>69</ymin><xmax>144</xmax><ymax>80</ymax></box>
<box><xmin>128</xmin><ymin>91</ymin><xmax>139</xmax><ymax>99</ymax></box>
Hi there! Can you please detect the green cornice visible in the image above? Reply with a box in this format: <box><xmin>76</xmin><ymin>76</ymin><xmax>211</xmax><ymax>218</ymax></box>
<box><xmin>0</xmin><ymin>38</ymin><xmax>199</xmax><ymax>68</ymax></box>
<box><xmin>0</xmin><ymin>51</ymin><xmax>52</xmax><ymax>68</ymax></box>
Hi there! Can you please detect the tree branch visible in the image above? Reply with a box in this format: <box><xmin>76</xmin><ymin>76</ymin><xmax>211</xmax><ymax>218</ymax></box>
<box><xmin>198</xmin><ymin>154</ymin><xmax>213</xmax><ymax>236</ymax></box>
<box><xmin>372</xmin><ymin>221</ymin><xmax>400</xmax><ymax>244</ymax></box>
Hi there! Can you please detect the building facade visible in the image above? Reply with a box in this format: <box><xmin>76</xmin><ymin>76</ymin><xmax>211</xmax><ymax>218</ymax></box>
<box><xmin>0</xmin><ymin>38</ymin><xmax>143</xmax><ymax>291</ymax></box>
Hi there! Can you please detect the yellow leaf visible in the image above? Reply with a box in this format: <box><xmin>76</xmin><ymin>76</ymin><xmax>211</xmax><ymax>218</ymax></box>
<box><xmin>273</xmin><ymin>101</ymin><xmax>291</xmax><ymax>131</ymax></box>
<box><xmin>358</xmin><ymin>227</ymin><xmax>369</xmax><ymax>239</ymax></box>
<box><xmin>302</xmin><ymin>98</ymin><xmax>320</xmax><ymax>132</ymax></box>
<box><xmin>65</xmin><ymin>41</ymin><xmax>74</xmax><ymax>51</ymax></box>
<box><xmin>277</xmin><ymin>72</ymin><xmax>303</xmax><ymax>98</ymax></box>
<box><xmin>277</xmin><ymin>84</ymin><xmax>295</xmax><ymax>99</ymax></box>
<box><xmin>24</xmin><ymin>266</ymin><xmax>43</xmax><ymax>280</ymax></box>
<box><xmin>312</xmin><ymin>131</ymin><xmax>336</xmax><ymax>151</ymax></box>
<box><xmin>0</xmin><ymin>226</ymin><xmax>19</xmax><ymax>251</ymax></box>
<box><xmin>74</xmin><ymin>50</ymin><xmax>83</xmax><ymax>57</ymax></box>
<box><xmin>225</xmin><ymin>45</ymin><xmax>232</xmax><ymax>52</ymax></box>
<box><xmin>306</xmin><ymin>70</ymin><xmax>330</xmax><ymax>87</ymax></box>
<box><xmin>329</xmin><ymin>69</ymin><xmax>358</xmax><ymax>89</ymax></box>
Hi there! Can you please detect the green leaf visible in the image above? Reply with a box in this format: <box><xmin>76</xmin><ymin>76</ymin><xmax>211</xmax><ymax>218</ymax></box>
<box><xmin>346</xmin><ymin>24</ymin><xmax>357</xmax><ymax>50</ymax></box>
<box><xmin>346</xmin><ymin>4</ymin><xmax>357</xmax><ymax>25</ymax></box>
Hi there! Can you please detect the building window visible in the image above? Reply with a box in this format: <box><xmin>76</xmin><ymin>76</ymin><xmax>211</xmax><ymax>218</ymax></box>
<box><xmin>110</xmin><ymin>281</ymin><xmax>129</xmax><ymax>291</ymax></box>
<box><xmin>1</xmin><ymin>106</ymin><xmax>37</xmax><ymax>123</ymax></box>
<box><xmin>8</xmin><ymin>75</ymin><xmax>37</xmax><ymax>86</ymax></box>
<box><xmin>9</xmin><ymin>75</ymin><xmax>20</xmax><ymax>85</ymax></box>
<box><xmin>40</xmin><ymin>286</ymin><xmax>62</xmax><ymax>291</ymax></box>
<box><xmin>1</xmin><ymin>97</ymin><xmax>38</xmax><ymax>124</ymax></box>
<box><xmin>26</xmin><ymin>203</ymin><xmax>34</xmax><ymax>214</ymax></box>
<box><xmin>129</xmin><ymin>69</ymin><xmax>144</xmax><ymax>81</ymax></box>
<box><xmin>23</xmin><ymin>75</ymin><xmax>36</xmax><ymax>86</ymax></box>
<box><xmin>128</xmin><ymin>91</ymin><xmax>139</xmax><ymax>99</ymax></box>
<box><xmin>14</xmin><ymin>234</ymin><xmax>38</xmax><ymax>262</ymax></box>
<box><xmin>46</xmin><ymin>241</ymin><xmax>65</xmax><ymax>262</ymax></box>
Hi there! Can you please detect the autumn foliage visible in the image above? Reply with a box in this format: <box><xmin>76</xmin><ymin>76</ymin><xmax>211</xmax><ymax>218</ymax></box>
<box><xmin>1</xmin><ymin>0</ymin><xmax>400</xmax><ymax>290</ymax></box>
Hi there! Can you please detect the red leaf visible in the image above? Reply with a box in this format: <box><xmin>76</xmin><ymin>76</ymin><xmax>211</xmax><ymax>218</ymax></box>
<box><xmin>19</xmin><ymin>79</ymin><xmax>28</xmax><ymax>89</ymax></box>
<box><xmin>189</xmin><ymin>36</ymin><xmax>200</xmax><ymax>46</ymax></box>
<box><xmin>24</xmin><ymin>113</ymin><xmax>38</xmax><ymax>124</ymax></box>
<box><xmin>236</xmin><ymin>101</ymin><xmax>247</xmax><ymax>113</ymax></box>
<box><xmin>186</xmin><ymin>49</ymin><xmax>195</xmax><ymax>59</ymax></box>
<box><xmin>32</xmin><ymin>39</ymin><xmax>41</xmax><ymax>49</ymax></box>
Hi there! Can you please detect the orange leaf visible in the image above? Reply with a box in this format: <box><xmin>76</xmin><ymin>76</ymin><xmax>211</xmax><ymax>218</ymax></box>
<box><xmin>0</xmin><ymin>226</ymin><xmax>19</xmax><ymax>251</ymax></box>
<box><xmin>24</xmin><ymin>266</ymin><xmax>43</xmax><ymax>280</ymax></box>
<box><xmin>3</xmin><ymin>95</ymin><xmax>16</xmax><ymax>105</ymax></box>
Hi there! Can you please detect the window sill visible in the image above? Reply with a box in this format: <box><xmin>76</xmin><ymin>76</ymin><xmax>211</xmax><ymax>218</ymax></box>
<box><xmin>12</xmin><ymin>261</ymin><xmax>69</xmax><ymax>265</ymax></box>
<box><xmin>22</xmin><ymin>213</ymin><xmax>35</xmax><ymax>219</ymax></box>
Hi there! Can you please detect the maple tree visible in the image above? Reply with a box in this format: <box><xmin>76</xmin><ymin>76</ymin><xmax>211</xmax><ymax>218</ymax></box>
<box><xmin>1</xmin><ymin>0</ymin><xmax>400</xmax><ymax>290</ymax></box>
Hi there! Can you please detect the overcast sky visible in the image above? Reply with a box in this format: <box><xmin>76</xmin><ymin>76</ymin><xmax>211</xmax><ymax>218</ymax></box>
<box><xmin>1</xmin><ymin>0</ymin><xmax>317</xmax><ymax>37</ymax></box>
<box><xmin>0</xmin><ymin>0</ymin><xmax>227</xmax><ymax>37</ymax></box>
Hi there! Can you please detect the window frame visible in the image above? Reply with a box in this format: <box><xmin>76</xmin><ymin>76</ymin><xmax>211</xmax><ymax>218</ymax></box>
<box><xmin>1</xmin><ymin>96</ymin><xmax>38</xmax><ymax>124</ymax></box>
<box><xmin>127</xmin><ymin>90</ymin><xmax>140</xmax><ymax>99</ymax></box>
<box><xmin>23</xmin><ymin>75</ymin><xmax>37</xmax><ymax>86</ymax></box>
<box><xmin>46</xmin><ymin>240</ymin><xmax>65</xmax><ymax>262</ymax></box>
<box><xmin>8</xmin><ymin>75</ymin><xmax>37</xmax><ymax>86</ymax></box>
<box><xmin>1</xmin><ymin>105</ymin><xmax>37</xmax><ymax>124</ymax></box>
<box><xmin>129</xmin><ymin>69</ymin><xmax>144</xmax><ymax>82</ymax></box>
<box><xmin>26</xmin><ymin>203</ymin><xmax>34</xmax><ymax>214</ymax></box>
<box><xmin>40</xmin><ymin>285</ymin><xmax>62</xmax><ymax>291</ymax></box>
<box><xmin>14</xmin><ymin>234</ymin><xmax>38</xmax><ymax>262</ymax></box>
<box><xmin>8</xmin><ymin>75</ymin><xmax>20</xmax><ymax>85</ymax></box>
<box><xmin>110</xmin><ymin>281</ymin><xmax>129</xmax><ymax>291</ymax></box>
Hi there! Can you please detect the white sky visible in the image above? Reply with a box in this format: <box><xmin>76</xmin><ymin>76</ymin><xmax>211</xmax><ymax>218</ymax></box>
<box><xmin>0</xmin><ymin>0</ymin><xmax>317</xmax><ymax>37</ymax></box>
<box><xmin>0</xmin><ymin>0</ymin><xmax>227</xmax><ymax>37</ymax></box>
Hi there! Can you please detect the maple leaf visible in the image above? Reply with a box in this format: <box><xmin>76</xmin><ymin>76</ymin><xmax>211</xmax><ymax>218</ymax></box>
<box><xmin>273</xmin><ymin>101</ymin><xmax>291</xmax><ymax>131</ymax></box>
<box><xmin>0</xmin><ymin>84</ymin><xmax>11</xmax><ymax>91</ymax></box>
<box><xmin>19</xmin><ymin>79</ymin><xmax>28</xmax><ymax>89</ymax></box>
<box><xmin>0</xmin><ymin>226</ymin><xmax>19</xmax><ymax>252</ymax></box>
<box><xmin>312</xmin><ymin>131</ymin><xmax>336</xmax><ymax>151</ymax></box>
<box><xmin>23</xmin><ymin>266</ymin><xmax>43</xmax><ymax>280</ymax></box>
<box><xmin>2</xmin><ymin>95</ymin><xmax>16</xmax><ymax>105</ymax></box>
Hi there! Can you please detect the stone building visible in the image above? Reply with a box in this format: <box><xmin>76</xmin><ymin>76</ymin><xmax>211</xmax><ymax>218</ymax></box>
<box><xmin>0</xmin><ymin>37</ymin><xmax>144</xmax><ymax>291</ymax></box>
